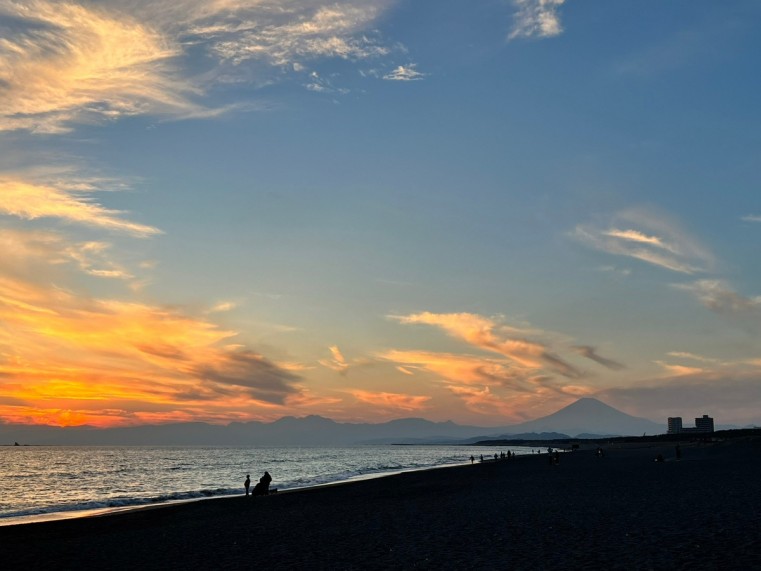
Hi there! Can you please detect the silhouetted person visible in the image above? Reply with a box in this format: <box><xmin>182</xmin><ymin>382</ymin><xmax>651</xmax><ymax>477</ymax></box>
<box><xmin>479</xmin><ymin>454</ymin><xmax>484</xmax><ymax>463</ymax></box>
<box><xmin>675</xmin><ymin>444</ymin><xmax>682</xmax><ymax>461</ymax></box>
<box><xmin>252</xmin><ymin>471</ymin><xmax>272</xmax><ymax>496</ymax></box>
<box><xmin>244</xmin><ymin>474</ymin><xmax>251</xmax><ymax>496</ymax></box>
<box><xmin>470</xmin><ymin>455</ymin><xmax>475</xmax><ymax>464</ymax></box>
<box><xmin>554</xmin><ymin>451</ymin><xmax>560</xmax><ymax>465</ymax></box>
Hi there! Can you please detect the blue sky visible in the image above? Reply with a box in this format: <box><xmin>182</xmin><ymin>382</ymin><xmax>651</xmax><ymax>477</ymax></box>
<box><xmin>1</xmin><ymin>0</ymin><xmax>760</xmax><ymax>428</ymax></box>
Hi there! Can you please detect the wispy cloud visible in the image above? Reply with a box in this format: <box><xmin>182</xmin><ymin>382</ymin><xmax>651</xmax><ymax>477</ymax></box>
<box><xmin>383</xmin><ymin>64</ymin><xmax>425</xmax><ymax>81</ymax></box>
<box><xmin>318</xmin><ymin>345</ymin><xmax>371</xmax><ymax>376</ymax></box>
<box><xmin>509</xmin><ymin>0</ymin><xmax>566</xmax><ymax>40</ymax></box>
<box><xmin>204</xmin><ymin>3</ymin><xmax>391</xmax><ymax>66</ymax></box>
<box><xmin>674</xmin><ymin>280</ymin><xmax>761</xmax><ymax>323</ymax></box>
<box><xmin>598</xmin><ymin>265</ymin><xmax>632</xmax><ymax>278</ymax></box>
<box><xmin>573</xmin><ymin>208</ymin><xmax>713</xmax><ymax>274</ymax></box>
<box><xmin>379</xmin><ymin>349</ymin><xmax>531</xmax><ymax>388</ymax></box>
<box><xmin>572</xmin><ymin>345</ymin><xmax>625</xmax><ymax>371</ymax></box>
<box><xmin>0</xmin><ymin>0</ymin><xmax>200</xmax><ymax>133</ymax></box>
<box><xmin>603</xmin><ymin>229</ymin><xmax>677</xmax><ymax>253</ymax></box>
<box><xmin>391</xmin><ymin>312</ymin><xmax>582</xmax><ymax>378</ymax></box>
<box><xmin>741</xmin><ymin>214</ymin><xmax>761</xmax><ymax>223</ymax></box>
<box><xmin>0</xmin><ymin>0</ymin><xmax>399</xmax><ymax>133</ymax></box>
<box><xmin>0</xmin><ymin>175</ymin><xmax>161</xmax><ymax>236</ymax></box>
<box><xmin>319</xmin><ymin>345</ymin><xmax>349</xmax><ymax>374</ymax></box>
<box><xmin>350</xmin><ymin>389</ymin><xmax>430</xmax><ymax>412</ymax></box>
<box><xmin>655</xmin><ymin>361</ymin><xmax>704</xmax><ymax>377</ymax></box>
<box><xmin>667</xmin><ymin>351</ymin><xmax>719</xmax><ymax>364</ymax></box>
<box><xmin>207</xmin><ymin>301</ymin><xmax>237</xmax><ymax>314</ymax></box>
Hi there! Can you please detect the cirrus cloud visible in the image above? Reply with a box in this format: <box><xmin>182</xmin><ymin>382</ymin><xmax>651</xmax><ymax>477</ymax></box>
<box><xmin>0</xmin><ymin>175</ymin><xmax>161</xmax><ymax>237</ymax></box>
<box><xmin>573</xmin><ymin>208</ymin><xmax>714</xmax><ymax>274</ymax></box>
<box><xmin>0</xmin><ymin>0</ymin><xmax>200</xmax><ymax>133</ymax></box>
<box><xmin>0</xmin><ymin>0</ymin><xmax>400</xmax><ymax>133</ymax></box>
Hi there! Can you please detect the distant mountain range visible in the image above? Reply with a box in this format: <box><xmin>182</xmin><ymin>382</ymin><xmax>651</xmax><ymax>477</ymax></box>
<box><xmin>1</xmin><ymin>398</ymin><xmax>667</xmax><ymax>446</ymax></box>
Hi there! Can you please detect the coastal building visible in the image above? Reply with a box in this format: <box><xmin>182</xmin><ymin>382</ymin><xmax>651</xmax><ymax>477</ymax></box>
<box><xmin>667</xmin><ymin>417</ymin><xmax>683</xmax><ymax>434</ymax></box>
<box><xmin>667</xmin><ymin>414</ymin><xmax>714</xmax><ymax>434</ymax></box>
<box><xmin>694</xmin><ymin>414</ymin><xmax>715</xmax><ymax>432</ymax></box>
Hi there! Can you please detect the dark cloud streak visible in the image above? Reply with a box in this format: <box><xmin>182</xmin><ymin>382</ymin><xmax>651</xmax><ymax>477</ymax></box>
<box><xmin>573</xmin><ymin>345</ymin><xmax>626</xmax><ymax>371</ymax></box>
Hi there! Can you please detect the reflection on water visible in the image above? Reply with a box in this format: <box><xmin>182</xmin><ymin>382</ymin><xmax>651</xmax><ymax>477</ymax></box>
<box><xmin>0</xmin><ymin>444</ymin><xmax>535</xmax><ymax>524</ymax></box>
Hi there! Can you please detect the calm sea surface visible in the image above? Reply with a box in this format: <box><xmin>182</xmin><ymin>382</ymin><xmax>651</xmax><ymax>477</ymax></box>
<box><xmin>0</xmin><ymin>445</ymin><xmax>536</xmax><ymax>525</ymax></box>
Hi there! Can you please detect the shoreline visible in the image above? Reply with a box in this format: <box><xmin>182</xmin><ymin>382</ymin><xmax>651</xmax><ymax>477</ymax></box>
<box><xmin>0</xmin><ymin>457</ymin><xmax>479</xmax><ymax>528</ymax></box>
<box><xmin>0</xmin><ymin>437</ymin><xmax>736</xmax><ymax>527</ymax></box>
<box><xmin>3</xmin><ymin>437</ymin><xmax>760</xmax><ymax>569</ymax></box>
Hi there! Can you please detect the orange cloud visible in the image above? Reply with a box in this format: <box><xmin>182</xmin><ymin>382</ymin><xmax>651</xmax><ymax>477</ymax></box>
<box><xmin>0</xmin><ymin>229</ymin><xmax>300</xmax><ymax>427</ymax></box>
<box><xmin>447</xmin><ymin>385</ymin><xmax>518</xmax><ymax>417</ymax></box>
<box><xmin>380</xmin><ymin>349</ymin><xmax>523</xmax><ymax>387</ymax></box>
<box><xmin>0</xmin><ymin>0</ymin><xmax>198</xmax><ymax>133</ymax></box>
<box><xmin>350</xmin><ymin>390</ymin><xmax>431</xmax><ymax>412</ymax></box>
<box><xmin>0</xmin><ymin>177</ymin><xmax>161</xmax><ymax>236</ymax></box>
<box><xmin>380</xmin><ymin>349</ymin><xmax>591</xmax><ymax>400</ymax></box>
<box><xmin>392</xmin><ymin>312</ymin><xmax>581</xmax><ymax>378</ymax></box>
<box><xmin>318</xmin><ymin>345</ymin><xmax>371</xmax><ymax>376</ymax></box>
<box><xmin>655</xmin><ymin>361</ymin><xmax>704</xmax><ymax>377</ymax></box>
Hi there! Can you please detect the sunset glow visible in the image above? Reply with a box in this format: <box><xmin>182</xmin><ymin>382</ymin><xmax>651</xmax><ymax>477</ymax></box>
<box><xmin>2</xmin><ymin>0</ymin><xmax>761</xmax><ymax>429</ymax></box>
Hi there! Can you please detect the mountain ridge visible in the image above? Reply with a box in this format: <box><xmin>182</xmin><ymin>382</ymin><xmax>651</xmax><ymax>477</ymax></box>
<box><xmin>0</xmin><ymin>398</ymin><xmax>665</xmax><ymax>445</ymax></box>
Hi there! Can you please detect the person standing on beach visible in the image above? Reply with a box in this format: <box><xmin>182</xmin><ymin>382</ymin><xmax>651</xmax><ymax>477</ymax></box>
<box><xmin>244</xmin><ymin>474</ymin><xmax>251</xmax><ymax>496</ymax></box>
<box><xmin>675</xmin><ymin>444</ymin><xmax>682</xmax><ymax>461</ymax></box>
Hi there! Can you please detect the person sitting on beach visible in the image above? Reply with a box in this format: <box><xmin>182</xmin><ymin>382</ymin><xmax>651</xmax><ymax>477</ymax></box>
<box><xmin>244</xmin><ymin>474</ymin><xmax>251</xmax><ymax>496</ymax></box>
<box><xmin>252</xmin><ymin>471</ymin><xmax>273</xmax><ymax>496</ymax></box>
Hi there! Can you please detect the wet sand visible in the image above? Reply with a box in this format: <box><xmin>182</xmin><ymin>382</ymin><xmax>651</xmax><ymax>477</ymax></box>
<box><xmin>2</xmin><ymin>438</ymin><xmax>760</xmax><ymax>570</ymax></box>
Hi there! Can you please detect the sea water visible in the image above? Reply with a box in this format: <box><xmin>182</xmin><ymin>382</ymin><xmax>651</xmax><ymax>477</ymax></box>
<box><xmin>0</xmin><ymin>445</ymin><xmax>536</xmax><ymax>525</ymax></box>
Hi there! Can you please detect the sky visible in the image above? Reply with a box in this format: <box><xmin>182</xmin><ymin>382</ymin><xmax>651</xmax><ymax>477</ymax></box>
<box><xmin>1</xmin><ymin>0</ymin><xmax>760</xmax><ymax>429</ymax></box>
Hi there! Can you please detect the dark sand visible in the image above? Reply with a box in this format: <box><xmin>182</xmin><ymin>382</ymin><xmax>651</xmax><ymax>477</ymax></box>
<box><xmin>2</xmin><ymin>439</ymin><xmax>760</xmax><ymax>570</ymax></box>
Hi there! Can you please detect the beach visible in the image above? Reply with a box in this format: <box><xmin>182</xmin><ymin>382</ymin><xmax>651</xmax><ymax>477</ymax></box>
<box><xmin>2</xmin><ymin>438</ymin><xmax>760</xmax><ymax>570</ymax></box>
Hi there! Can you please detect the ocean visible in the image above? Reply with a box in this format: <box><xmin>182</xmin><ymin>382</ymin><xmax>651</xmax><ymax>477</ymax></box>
<box><xmin>0</xmin><ymin>444</ymin><xmax>537</xmax><ymax>526</ymax></box>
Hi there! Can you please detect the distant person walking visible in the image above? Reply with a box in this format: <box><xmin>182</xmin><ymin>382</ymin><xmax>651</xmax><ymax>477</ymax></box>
<box><xmin>470</xmin><ymin>455</ymin><xmax>475</xmax><ymax>464</ymax></box>
<box><xmin>244</xmin><ymin>474</ymin><xmax>251</xmax><ymax>496</ymax></box>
